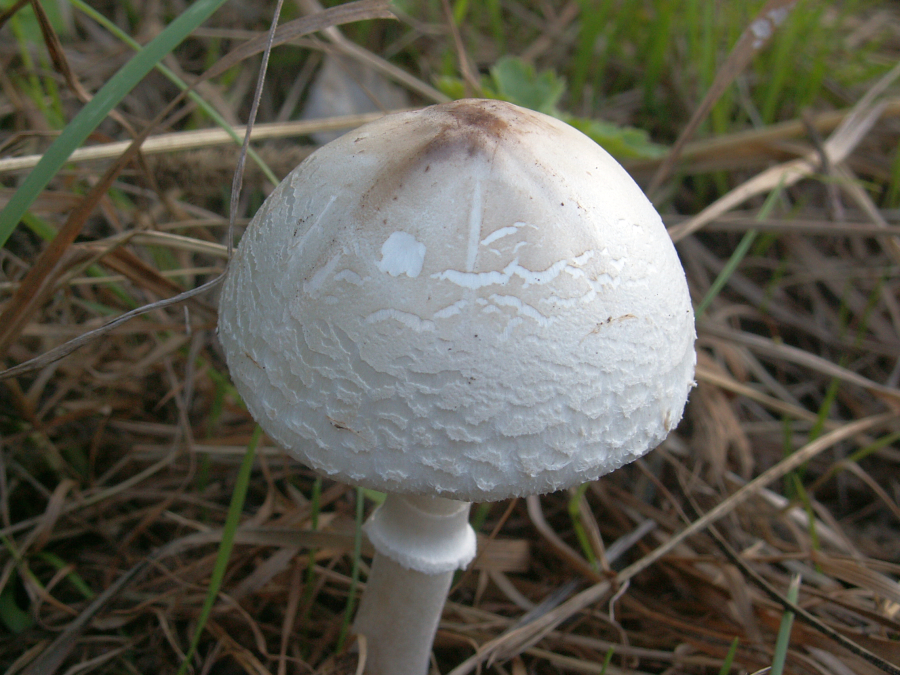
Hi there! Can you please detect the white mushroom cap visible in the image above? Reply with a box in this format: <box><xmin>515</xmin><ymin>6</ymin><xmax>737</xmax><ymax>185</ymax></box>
<box><xmin>218</xmin><ymin>99</ymin><xmax>695</xmax><ymax>502</ymax></box>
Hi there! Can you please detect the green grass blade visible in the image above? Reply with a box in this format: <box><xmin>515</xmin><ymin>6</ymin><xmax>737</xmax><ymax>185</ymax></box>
<box><xmin>0</xmin><ymin>0</ymin><xmax>231</xmax><ymax>248</ymax></box>
<box><xmin>598</xmin><ymin>646</ymin><xmax>614</xmax><ymax>675</ymax></box>
<box><xmin>36</xmin><ymin>551</ymin><xmax>96</xmax><ymax>600</ymax></box>
<box><xmin>300</xmin><ymin>476</ymin><xmax>323</xmax><ymax>656</ymax></box>
<box><xmin>770</xmin><ymin>575</ymin><xmax>801</xmax><ymax>675</ymax></box>
<box><xmin>846</xmin><ymin>430</ymin><xmax>900</xmax><ymax>466</ymax></box>
<box><xmin>470</xmin><ymin>502</ymin><xmax>492</xmax><ymax>532</ymax></box>
<box><xmin>68</xmin><ymin>0</ymin><xmax>278</xmax><ymax>185</ymax></box>
<box><xmin>791</xmin><ymin>475</ymin><xmax>821</xmax><ymax>553</ymax></box>
<box><xmin>570</xmin><ymin>0</ymin><xmax>612</xmax><ymax>104</ymax></box>
<box><xmin>887</xmin><ymin>142</ymin><xmax>900</xmax><ymax>207</ymax></box>
<box><xmin>695</xmin><ymin>229</ymin><xmax>758</xmax><ymax>320</ymax></box>
<box><xmin>175</xmin><ymin>425</ymin><xmax>261</xmax><ymax>675</ymax></box>
<box><xmin>567</xmin><ymin>482</ymin><xmax>598</xmax><ymax>567</ymax></box>
<box><xmin>695</xmin><ymin>182</ymin><xmax>784</xmax><ymax>319</ymax></box>
<box><xmin>718</xmin><ymin>636</ymin><xmax>740</xmax><ymax>675</ymax></box>
<box><xmin>336</xmin><ymin>486</ymin><xmax>366</xmax><ymax>652</ymax></box>
<box><xmin>641</xmin><ymin>3</ymin><xmax>675</xmax><ymax>108</ymax></box>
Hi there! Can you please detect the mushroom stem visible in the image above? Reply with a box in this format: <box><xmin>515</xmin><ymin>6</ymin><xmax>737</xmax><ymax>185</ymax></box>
<box><xmin>353</xmin><ymin>555</ymin><xmax>454</xmax><ymax>675</ymax></box>
<box><xmin>354</xmin><ymin>493</ymin><xmax>476</xmax><ymax>675</ymax></box>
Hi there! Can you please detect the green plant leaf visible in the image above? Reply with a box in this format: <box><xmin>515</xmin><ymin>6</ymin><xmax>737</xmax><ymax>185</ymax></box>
<box><xmin>490</xmin><ymin>56</ymin><xmax>565</xmax><ymax>114</ymax></box>
<box><xmin>435</xmin><ymin>56</ymin><xmax>667</xmax><ymax>160</ymax></box>
<box><xmin>564</xmin><ymin>115</ymin><xmax>667</xmax><ymax>160</ymax></box>
<box><xmin>434</xmin><ymin>74</ymin><xmax>472</xmax><ymax>101</ymax></box>
<box><xmin>0</xmin><ymin>577</ymin><xmax>33</xmax><ymax>634</ymax></box>
<box><xmin>0</xmin><ymin>0</ymin><xmax>232</xmax><ymax>248</ymax></box>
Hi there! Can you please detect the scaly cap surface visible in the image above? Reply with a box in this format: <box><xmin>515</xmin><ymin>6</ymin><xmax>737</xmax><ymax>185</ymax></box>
<box><xmin>218</xmin><ymin>99</ymin><xmax>695</xmax><ymax>501</ymax></box>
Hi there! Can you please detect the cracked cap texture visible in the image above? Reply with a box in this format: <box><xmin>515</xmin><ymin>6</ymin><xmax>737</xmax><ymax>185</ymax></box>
<box><xmin>218</xmin><ymin>99</ymin><xmax>696</xmax><ymax>502</ymax></box>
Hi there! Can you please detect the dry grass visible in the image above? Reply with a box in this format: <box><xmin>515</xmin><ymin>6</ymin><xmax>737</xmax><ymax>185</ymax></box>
<box><xmin>1</xmin><ymin>1</ymin><xmax>900</xmax><ymax>674</ymax></box>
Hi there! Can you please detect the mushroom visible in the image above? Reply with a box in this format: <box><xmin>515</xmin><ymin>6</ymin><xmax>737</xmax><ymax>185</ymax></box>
<box><xmin>217</xmin><ymin>99</ymin><xmax>695</xmax><ymax>675</ymax></box>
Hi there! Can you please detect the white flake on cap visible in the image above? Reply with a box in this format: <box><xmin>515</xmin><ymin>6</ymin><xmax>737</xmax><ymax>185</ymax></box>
<box><xmin>377</xmin><ymin>231</ymin><xmax>426</xmax><ymax>278</ymax></box>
